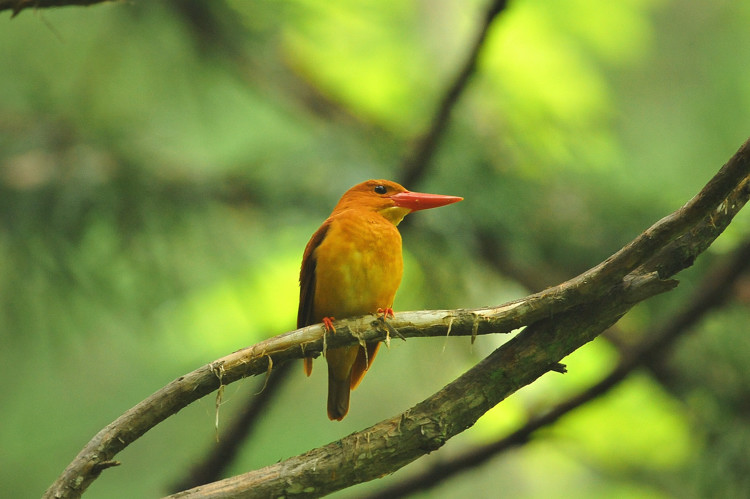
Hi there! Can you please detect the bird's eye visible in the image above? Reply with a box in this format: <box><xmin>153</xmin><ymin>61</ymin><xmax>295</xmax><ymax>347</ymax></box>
<box><xmin>374</xmin><ymin>185</ymin><xmax>387</xmax><ymax>194</ymax></box>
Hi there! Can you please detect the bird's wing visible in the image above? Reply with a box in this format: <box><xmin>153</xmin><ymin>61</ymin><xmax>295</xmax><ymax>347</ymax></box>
<box><xmin>298</xmin><ymin>221</ymin><xmax>330</xmax><ymax>376</ymax></box>
<box><xmin>297</xmin><ymin>221</ymin><xmax>329</xmax><ymax>328</ymax></box>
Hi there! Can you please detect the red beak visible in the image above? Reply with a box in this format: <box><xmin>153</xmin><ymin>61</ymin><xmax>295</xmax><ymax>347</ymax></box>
<box><xmin>391</xmin><ymin>191</ymin><xmax>463</xmax><ymax>212</ymax></box>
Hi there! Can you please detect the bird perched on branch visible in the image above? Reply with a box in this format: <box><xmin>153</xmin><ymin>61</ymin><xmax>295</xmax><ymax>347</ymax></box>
<box><xmin>297</xmin><ymin>179</ymin><xmax>463</xmax><ymax>420</ymax></box>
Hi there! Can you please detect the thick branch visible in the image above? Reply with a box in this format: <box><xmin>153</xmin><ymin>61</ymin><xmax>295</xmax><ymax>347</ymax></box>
<box><xmin>167</xmin><ymin>274</ymin><xmax>677</xmax><ymax>498</ymax></box>
<box><xmin>168</xmin><ymin>364</ymin><xmax>295</xmax><ymax>493</ymax></box>
<box><xmin>35</xmin><ymin>305</ymin><xmax>537</xmax><ymax>499</ymax></box>
<box><xmin>365</xmin><ymin>237</ymin><xmax>750</xmax><ymax>498</ymax></box>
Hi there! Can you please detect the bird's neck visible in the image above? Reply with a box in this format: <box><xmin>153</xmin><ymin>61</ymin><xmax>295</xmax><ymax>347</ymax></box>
<box><xmin>377</xmin><ymin>206</ymin><xmax>411</xmax><ymax>226</ymax></box>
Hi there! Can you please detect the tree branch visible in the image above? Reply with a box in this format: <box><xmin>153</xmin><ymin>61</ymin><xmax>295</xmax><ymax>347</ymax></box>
<box><xmin>43</xmin><ymin>138</ymin><xmax>749</xmax><ymax>498</ymax></box>
<box><xmin>167</xmin><ymin>274</ymin><xmax>676</xmax><ymax>499</ymax></box>
<box><xmin>364</xmin><ymin>237</ymin><xmax>750</xmax><ymax>499</ymax></box>
<box><xmin>0</xmin><ymin>0</ymin><xmax>113</xmax><ymax>17</ymax></box>
<box><xmin>168</xmin><ymin>363</ymin><xmax>295</xmax><ymax>494</ymax></box>
<box><xmin>400</xmin><ymin>0</ymin><xmax>509</xmax><ymax>187</ymax></box>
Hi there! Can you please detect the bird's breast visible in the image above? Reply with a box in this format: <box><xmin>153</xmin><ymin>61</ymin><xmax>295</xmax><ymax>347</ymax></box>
<box><xmin>313</xmin><ymin>213</ymin><xmax>403</xmax><ymax>320</ymax></box>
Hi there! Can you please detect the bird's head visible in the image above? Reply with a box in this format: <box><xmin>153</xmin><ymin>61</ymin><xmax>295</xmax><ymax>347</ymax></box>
<box><xmin>333</xmin><ymin>179</ymin><xmax>463</xmax><ymax>225</ymax></box>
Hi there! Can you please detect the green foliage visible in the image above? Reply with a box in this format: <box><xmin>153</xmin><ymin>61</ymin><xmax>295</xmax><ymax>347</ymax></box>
<box><xmin>1</xmin><ymin>1</ymin><xmax>748</xmax><ymax>497</ymax></box>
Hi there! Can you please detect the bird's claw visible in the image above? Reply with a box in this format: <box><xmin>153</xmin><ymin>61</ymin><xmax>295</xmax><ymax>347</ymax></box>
<box><xmin>376</xmin><ymin>309</ymin><xmax>405</xmax><ymax>341</ymax></box>
<box><xmin>322</xmin><ymin>317</ymin><xmax>336</xmax><ymax>333</ymax></box>
<box><xmin>377</xmin><ymin>307</ymin><xmax>395</xmax><ymax>319</ymax></box>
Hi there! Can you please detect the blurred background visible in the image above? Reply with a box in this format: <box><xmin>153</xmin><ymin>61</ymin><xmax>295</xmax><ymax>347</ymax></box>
<box><xmin>2</xmin><ymin>1</ymin><xmax>749</xmax><ymax>497</ymax></box>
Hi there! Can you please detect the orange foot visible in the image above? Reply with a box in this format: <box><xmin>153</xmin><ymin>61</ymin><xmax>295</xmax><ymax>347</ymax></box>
<box><xmin>376</xmin><ymin>308</ymin><xmax>405</xmax><ymax>341</ymax></box>
<box><xmin>377</xmin><ymin>307</ymin><xmax>395</xmax><ymax>319</ymax></box>
<box><xmin>322</xmin><ymin>316</ymin><xmax>336</xmax><ymax>333</ymax></box>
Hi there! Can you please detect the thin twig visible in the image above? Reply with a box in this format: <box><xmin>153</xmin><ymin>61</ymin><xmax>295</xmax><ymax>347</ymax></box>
<box><xmin>400</xmin><ymin>0</ymin><xmax>509</xmax><ymax>187</ymax></box>
<box><xmin>0</xmin><ymin>0</ymin><xmax>112</xmax><ymax>16</ymax></box>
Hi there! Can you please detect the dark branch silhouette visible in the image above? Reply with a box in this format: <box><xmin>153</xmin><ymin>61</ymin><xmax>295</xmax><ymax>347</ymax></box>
<box><xmin>0</xmin><ymin>0</ymin><xmax>111</xmax><ymax>17</ymax></box>
<box><xmin>166</xmin><ymin>0</ymin><xmax>388</xmax><ymax>133</ymax></box>
<box><xmin>400</xmin><ymin>0</ymin><xmax>509</xmax><ymax>187</ymax></box>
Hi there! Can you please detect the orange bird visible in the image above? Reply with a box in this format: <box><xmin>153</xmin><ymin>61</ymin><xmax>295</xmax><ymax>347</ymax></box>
<box><xmin>297</xmin><ymin>179</ymin><xmax>462</xmax><ymax>420</ymax></box>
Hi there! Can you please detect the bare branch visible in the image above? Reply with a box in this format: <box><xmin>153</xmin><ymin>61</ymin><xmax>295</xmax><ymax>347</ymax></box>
<box><xmin>36</xmin><ymin>305</ymin><xmax>534</xmax><ymax>499</ymax></box>
<box><xmin>167</xmin><ymin>273</ymin><xmax>677</xmax><ymax>498</ymax></box>
<box><xmin>365</xmin><ymin>237</ymin><xmax>750</xmax><ymax>498</ymax></box>
<box><xmin>400</xmin><ymin>0</ymin><xmax>509</xmax><ymax>187</ymax></box>
<box><xmin>0</xmin><ymin>0</ymin><xmax>115</xmax><ymax>17</ymax></box>
<box><xmin>168</xmin><ymin>363</ymin><xmax>295</xmax><ymax>494</ymax></box>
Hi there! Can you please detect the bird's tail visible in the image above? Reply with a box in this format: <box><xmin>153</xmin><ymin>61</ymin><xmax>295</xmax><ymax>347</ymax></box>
<box><xmin>326</xmin><ymin>346</ymin><xmax>360</xmax><ymax>420</ymax></box>
<box><xmin>327</xmin><ymin>375</ymin><xmax>351</xmax><ymax>421</ymax></box>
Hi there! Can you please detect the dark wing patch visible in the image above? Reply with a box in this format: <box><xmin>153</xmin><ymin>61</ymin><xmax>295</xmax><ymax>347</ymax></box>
<box><xmin>297</xmin><ymin>221</ymin><xmax>330</xmax><ymax>329</ymax></box>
